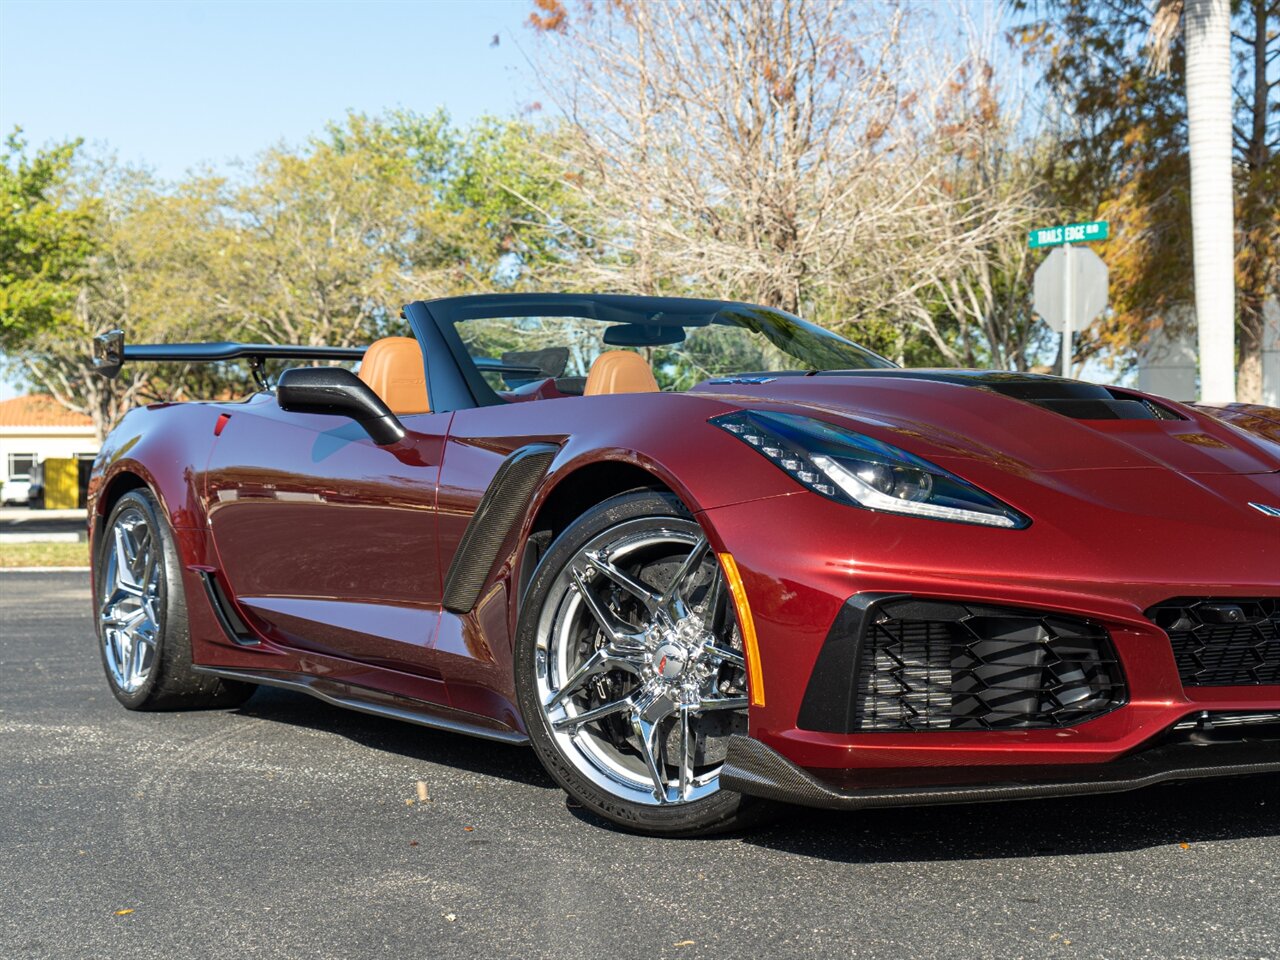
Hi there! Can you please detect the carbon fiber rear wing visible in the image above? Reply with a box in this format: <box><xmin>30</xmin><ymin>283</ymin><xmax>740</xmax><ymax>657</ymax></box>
<box><xmin>92</xmin><ymin>329</ymin><xmax>367</xmax><ymax>388</ymax></box>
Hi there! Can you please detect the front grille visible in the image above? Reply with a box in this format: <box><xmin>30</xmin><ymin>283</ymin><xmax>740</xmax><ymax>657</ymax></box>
<box><xmin>851</xmin><ymin>599</ymin><xmax>1125</xmax><ymax>731</ymax></box>
<box><xmin>1147</xmin><ymin>598</ymin><xmax>1280</xmax><ymax>687</ymax></box>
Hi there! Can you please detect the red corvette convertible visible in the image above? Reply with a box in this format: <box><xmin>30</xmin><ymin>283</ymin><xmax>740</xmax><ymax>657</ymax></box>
<box><xmin>89</xmin><ymin>294</ymin><xmax>1280</xmax><ymax>835</ymax></box>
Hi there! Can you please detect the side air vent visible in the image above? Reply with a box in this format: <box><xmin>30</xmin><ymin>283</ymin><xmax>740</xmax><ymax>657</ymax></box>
<box><xmin>442</xmin><ymin>443</ymin><xmax>558</xmax><ymax>614</ymax></box>
<box><xmin>797</xmin><ymin>596</ymin><xmax>1126</xmax><ymax>733</ymax></box>
<box><xmin>1147</xmin><ymin>598</ymin><xmax>1280</xmax><ymax>687</ymax></box>
<box><xmin>198</xmin><ymin>570</ymin><xmax>258</xmax><ymax>646</ymax></box>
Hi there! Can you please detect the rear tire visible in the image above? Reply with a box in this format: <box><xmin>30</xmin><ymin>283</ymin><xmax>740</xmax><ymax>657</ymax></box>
<box><xmin>96</xmin><ymin>489</ymin><xmax>255</xmax><ymax>711</ymax></box>
<box><xmin>515</xmin><ymin>490</ymin><xmax>775</xmax><ymax>836</ymax></box>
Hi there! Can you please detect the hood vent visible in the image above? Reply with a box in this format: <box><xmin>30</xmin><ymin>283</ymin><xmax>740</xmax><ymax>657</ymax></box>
<box><xmin>1030</xmin><ymin>396</ymin><xmax>1182</xmax><ymax>420</ymax></box>
<box><xmin>826</xmin><ymin>370</ymin><xmax>1186</xmax><ymax>421</ymax></box>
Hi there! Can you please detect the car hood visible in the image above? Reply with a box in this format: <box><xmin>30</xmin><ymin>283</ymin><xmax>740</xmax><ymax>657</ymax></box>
<box><xmin>691</xmin><ymin>370</ymin><xmax>1280</xmax><ymax>478</ymax></box>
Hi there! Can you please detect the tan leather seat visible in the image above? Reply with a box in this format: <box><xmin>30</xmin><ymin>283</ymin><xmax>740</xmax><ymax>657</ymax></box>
<box><xmin>584</xmin><ymin>350</ymin><xmax>660</xmax><ymax>396</ymax></box>
<box><xmin>357</xmin><ymin>337</ymin><xmax>431</xmax><ymax>414</ymax></box>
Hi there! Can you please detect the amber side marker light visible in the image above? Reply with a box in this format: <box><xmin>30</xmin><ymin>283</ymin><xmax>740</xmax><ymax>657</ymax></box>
<box><xmin>717</xmin><ymin>552</ymin><xmax>765</xmax><ymax>707</ymax></box>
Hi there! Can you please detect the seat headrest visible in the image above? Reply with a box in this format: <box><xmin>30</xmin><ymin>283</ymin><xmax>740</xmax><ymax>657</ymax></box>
<box><xmin>584</xmin><ymin>350</ymin><xmax>660</xmax><ymax>396</ymax></box>
<box><xmin>357</xmin><ymin>337</ymin><xmax>430</xmax><ymax>415</ymax></box>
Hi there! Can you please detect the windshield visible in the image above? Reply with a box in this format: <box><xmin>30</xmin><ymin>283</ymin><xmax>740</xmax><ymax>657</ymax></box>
<box><xmin>427</xmin><ymin>294</ymin><xmax>892</xmax><ymax>402</ymax></box>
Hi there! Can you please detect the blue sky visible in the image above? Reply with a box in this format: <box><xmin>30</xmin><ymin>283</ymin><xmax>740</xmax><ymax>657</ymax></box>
<box><xmin>1</xmin><ymin>0</ymin><xmax>539</xmax><ymax>398</ymax></box>
<box><xmin>0</xmin><ymin>0</ymin><xmax>536</xmax><ymax>180</ymax></box>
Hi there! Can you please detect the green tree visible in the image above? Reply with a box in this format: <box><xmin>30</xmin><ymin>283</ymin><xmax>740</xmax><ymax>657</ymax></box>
<box><xmin>200</xmin><ymin>111</ymin><xmax>577</xmax><ymax>350</ymax></box>
<box><xmin>12</xmin><ymin>160</ymin><xmax>238</xmax><ymax>440</ymax></box>
<box><xmin>0</xmin><ymin>131</ymin><xmax>95</xmax><ymax>351</ymax></box>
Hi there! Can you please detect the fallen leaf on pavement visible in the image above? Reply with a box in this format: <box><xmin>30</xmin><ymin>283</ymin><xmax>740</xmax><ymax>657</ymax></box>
<box><xmin>115</xmin><ymin>909</ymin><xmax>134</xmax><ymax>916</ymax></box>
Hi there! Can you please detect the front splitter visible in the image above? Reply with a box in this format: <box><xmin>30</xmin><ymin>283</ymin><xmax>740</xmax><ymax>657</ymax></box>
<box><xmin>720</xmin><ymin>728</ymin><xmax>1280</xmax><ymax>810</ymax></box>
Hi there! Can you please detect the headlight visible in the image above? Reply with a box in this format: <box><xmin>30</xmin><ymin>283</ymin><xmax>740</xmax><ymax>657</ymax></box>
<box><xmin>710</xmin><ymin>410</ymin><xmax>1029</xmax><ymax>529</ymax></box>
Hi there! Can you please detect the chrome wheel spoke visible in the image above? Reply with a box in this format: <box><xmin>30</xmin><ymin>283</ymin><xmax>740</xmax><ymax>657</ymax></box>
<box><xmin>553</xmin><ymin>692</ymin><xmax>637</xmax><ymax>731</ymax></box>
<box><xmin>660</xmin><ymin>535</ymin><xmax>709</xmax><ymax>617</ymax></box>
<box><xmin>585</xmin><ymin>551</ymin><xmax>660</xmax><ymax>614</ymax></box>
<box><xmin>107</xmin><ymin>633</ymin><xmax>122</xmax><ymax>674</ymax></box>
<box><xmin>109</xmin><ymin>574</ymin><xmax>143</xmax><ymax>601</ymax></box>
<box><xmin>127</xmin><ymin>633</ymin><xmax>146</xmax><ymax>685</ymax></box>
<box><xmin>569</xmin><ymin>567</ymin><xmax>646</xmax><ymax>649</ymax></box>
<box><xmin>100</xmin><ymin>607</ymin><xmax>131</xmax><ymax>630</ymax></box>
<box><xmin>117</xmin><ymin>631</ymin><xmax>135</xmax><ymax>677</ymax></box>
<box><xmin>113</xmin><ymin>524</ymin><xmax>140</xmax><ymax>588</ymax></box>
<box><xmin>131</xmin><ymin>531</ymin><xmax>150</xmax><ymax>585</ymax></box>
<box><xmin>631</xmin><ymin>692</ymin><xmax>675</xmax><ymax>801</ymax></box>
<box><xmin>702</xmin><ymin>563</ymin><xmax>726</xmax><ymax>630</ymax></box>
<box><xmin>703</xmin><ymin>643</ymin><xmax>745</xmax><ymax>668</ymax></box>
<box><xmin>546</xmin><ymin>645</ymin><xmax>642</xmax><ymax>710</ymax></box>
<box><xmin>676</xmin><ymin>705</ymin><xmax>694</xmax><ymax>801</ymax></box>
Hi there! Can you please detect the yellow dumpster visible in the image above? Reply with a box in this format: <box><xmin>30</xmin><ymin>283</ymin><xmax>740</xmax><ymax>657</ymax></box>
<box><xmin>40</xmin><ymin>457</ymin><xmax>80</xmax><ymax>509</ymax></box>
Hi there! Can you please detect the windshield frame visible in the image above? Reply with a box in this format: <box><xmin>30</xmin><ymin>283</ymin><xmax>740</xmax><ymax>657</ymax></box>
<box><xmin>417</xmin><ymin>293</ymin><xmax>895</xmax><ymax>409</ymax></box>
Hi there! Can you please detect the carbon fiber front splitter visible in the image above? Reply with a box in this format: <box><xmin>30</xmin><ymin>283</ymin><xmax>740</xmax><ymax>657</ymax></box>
<box><xmin>720</xmin><ymin>727</ymin><xmax>1280</xmax><ymax>810</ymax></box>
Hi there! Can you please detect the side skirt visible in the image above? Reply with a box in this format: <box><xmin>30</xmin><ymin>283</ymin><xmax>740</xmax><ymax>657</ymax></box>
<box><xmin>192</xmin><ymin>665</ymin><xmax>529</xmax><ymax>745</ymax></box>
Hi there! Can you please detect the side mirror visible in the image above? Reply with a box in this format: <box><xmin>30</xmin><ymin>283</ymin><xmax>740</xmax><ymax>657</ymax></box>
<box><xmin>276</xmin><ymin>367</ymin><xmax>405</xmax><ymax>446</ymax></box>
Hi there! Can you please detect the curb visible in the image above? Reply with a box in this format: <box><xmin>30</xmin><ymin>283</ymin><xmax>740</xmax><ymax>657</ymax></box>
<box><xmin>0</xmin><ymin>566</ymin><xmax>91</xmax><ymax>573</ymax></box>
<box><xmin>0</xmin><ymin>533</ymin><xmax>87</xmax><ymax>544</ymax></box>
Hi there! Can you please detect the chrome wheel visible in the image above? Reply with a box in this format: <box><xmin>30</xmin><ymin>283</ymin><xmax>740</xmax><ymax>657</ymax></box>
<box><xmin>535</xmin><ymin>518</ymin><xmax>749</xmax><ymax>807</ymax></box>
<box><xmin>99</xmin><ymin>507</ymin><xmax>163</xmax><ymax>694</ymax></box>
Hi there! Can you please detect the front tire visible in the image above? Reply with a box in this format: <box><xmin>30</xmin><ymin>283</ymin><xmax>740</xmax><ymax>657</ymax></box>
<box><xmin>515</xmin><ymin>490</ymin><xmax>773</xmax><ymax>836</ymax></box>
<box><xmin>96</xmin><ymin>489</ymin><xmax>255</xmax><ymax>710</ymax></box>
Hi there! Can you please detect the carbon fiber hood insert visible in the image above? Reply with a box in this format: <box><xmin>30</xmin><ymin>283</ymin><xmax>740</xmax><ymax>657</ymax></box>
<box><xmin>817</xmin><ymin>370</ymin><xmax>1184</xmax><ymax>421</ymax></box>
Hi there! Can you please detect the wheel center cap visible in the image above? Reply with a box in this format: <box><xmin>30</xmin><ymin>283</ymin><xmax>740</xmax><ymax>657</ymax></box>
<box><xmin>653</xmin><ymin>641</ymin><xmax>687</xmax><ymax>680</ymax></box>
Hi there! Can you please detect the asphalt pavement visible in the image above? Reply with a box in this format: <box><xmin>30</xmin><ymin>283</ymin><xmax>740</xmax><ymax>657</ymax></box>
<box><xmin>2</xmin><ymin>570</ymin><xmax>1277</xmax><ymax>960</ymax></box>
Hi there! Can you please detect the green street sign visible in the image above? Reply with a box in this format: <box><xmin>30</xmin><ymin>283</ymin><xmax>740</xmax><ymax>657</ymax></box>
<box><xmin>1028</xmin><ymin>220</ymin><xmax>1110</xmax><ymax>249</ymax></box>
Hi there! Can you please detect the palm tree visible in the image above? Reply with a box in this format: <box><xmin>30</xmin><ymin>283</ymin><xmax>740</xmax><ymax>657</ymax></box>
<box><xmin>1150</xmin><ymin>0</ymin><xmax>1237</xmax><ymax>401</ymax></box>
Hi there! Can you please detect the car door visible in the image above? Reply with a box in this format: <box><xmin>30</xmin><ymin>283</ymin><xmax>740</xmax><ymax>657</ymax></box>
<box><xmin>203</xmin><ymin>393</ymin><xmax>451</xmax><ymax>684</ymax></box>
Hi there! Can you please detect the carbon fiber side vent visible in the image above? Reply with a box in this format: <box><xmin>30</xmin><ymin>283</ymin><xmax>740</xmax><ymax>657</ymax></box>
<box><xmin>442</xmin><ymin>443</ymin><xmax>558</xmax><ymax>614</ymax></box>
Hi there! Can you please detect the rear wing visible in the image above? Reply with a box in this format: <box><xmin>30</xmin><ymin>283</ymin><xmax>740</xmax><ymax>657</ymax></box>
<box><xmin>92</xmin><ymin>329</ymin><xmax>367</xmax><ymax>388</ymax></box>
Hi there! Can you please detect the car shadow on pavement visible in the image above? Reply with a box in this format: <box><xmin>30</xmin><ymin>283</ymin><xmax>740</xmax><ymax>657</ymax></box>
<box><xmin>232</xmin><ymin>685</ymin><xmax>557</xmax><ymax>790</ymax></box>
<box><xmin>231</xmin><ymin>684</ymin><xmax>1278</xmax><ymax>851</ymax></box>
<box><xmin>742</xmin><ymin>773</ymin><xmax>1280</xmax><ymax>863</ymax></box>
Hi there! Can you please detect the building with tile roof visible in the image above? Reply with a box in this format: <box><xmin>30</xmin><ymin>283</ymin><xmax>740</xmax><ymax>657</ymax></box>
<box><xmin>0</xmin><ymin>396</ymin><xmax>97</xmax><ymax>504</ymax></box>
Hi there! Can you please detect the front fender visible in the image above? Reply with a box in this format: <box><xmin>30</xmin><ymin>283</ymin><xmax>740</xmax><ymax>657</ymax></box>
<box><xmin>89</xmin><ymin>401</ymin><xmax>230</xmax><ymax>576</ymax></box>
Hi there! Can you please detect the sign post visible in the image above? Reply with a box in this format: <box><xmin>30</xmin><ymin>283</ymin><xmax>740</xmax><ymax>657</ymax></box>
<box><xmin>1061</xmin><ymin>244</ymin><xmax>1074</xmax><ymax>378</ymax></box>
<box><xmin>1030</xmin><ymin>221</ymin><xmax>1110</xmax><ymax>377</ymax></box>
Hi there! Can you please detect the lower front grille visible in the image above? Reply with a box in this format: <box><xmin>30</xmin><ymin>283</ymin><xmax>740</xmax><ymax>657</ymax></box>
<box><xmin>796</xmin><ymin>595</ymin><xmax>1130</xmax><ymax>735</ymax></box>
<box><xmin>850</xmin><ymin>599</ymin><xmax>1125</xmax><ymax>731</ymax></box>
<box><xmin>1147</xmin><ymin>598</ymin><xmax>1280</xmax><ymax>687</ymax></box>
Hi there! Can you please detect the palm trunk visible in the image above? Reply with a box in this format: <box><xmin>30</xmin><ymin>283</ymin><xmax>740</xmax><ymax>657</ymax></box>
<box><xmin>1184</xmin><ymin>0</ymin><xmax>1236</xmax><ymax>401</ymax></box>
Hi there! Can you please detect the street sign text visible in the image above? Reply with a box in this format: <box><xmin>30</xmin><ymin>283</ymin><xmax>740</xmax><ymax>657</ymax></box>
<box><xmin>1028</xmin><ymin>220</ymin><xmax>1110</xmax><ymax>250</ymax></box>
